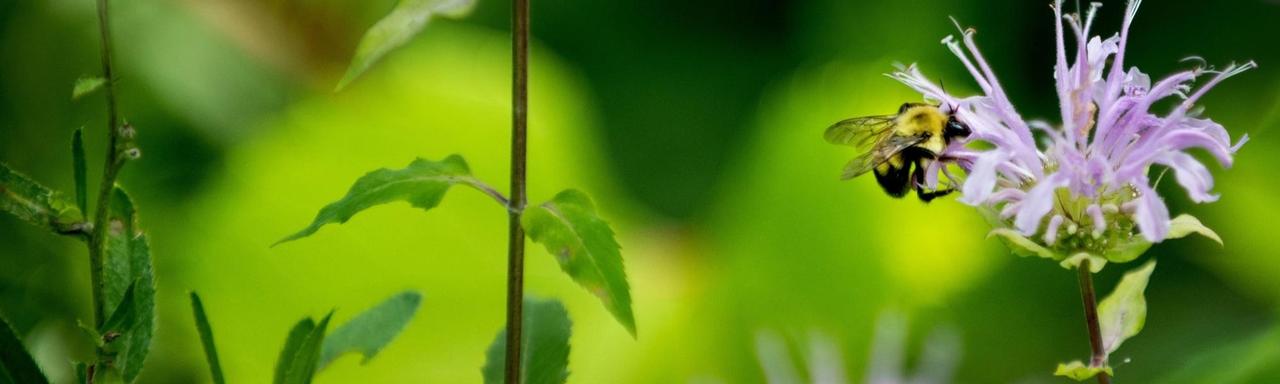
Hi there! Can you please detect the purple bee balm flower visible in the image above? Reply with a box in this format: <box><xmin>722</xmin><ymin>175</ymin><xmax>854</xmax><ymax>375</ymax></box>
<box><xmin>888</xmin><ymin>0</ymin><xmax>1249</xmax><ymax>267</ymax></box>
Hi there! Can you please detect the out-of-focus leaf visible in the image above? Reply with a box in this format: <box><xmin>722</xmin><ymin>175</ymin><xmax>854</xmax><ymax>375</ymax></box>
<box><xmin>1054</xmin><ymin>360</ymin><xmax>1112</xmax><ymax>381</ymax></box>
<box><xmin>481</xmin><ymin>297</ymin><xmax>571</xmax><ymax>384</ymax></box>
<box><xmin>987</xmin><ymin>228</ymin><xmax>1063</xmax><ymax>261</ymax></box>
<box><xmin>103</xmin><ymin>187</ymin><xmax>156</xmax><ymax>382</ymax></box>
<box><xmin>1165</xmin><ymin>214</ymin><xmax>1222</xmax><ymax>245</ymax></box>
<box><xmin>189</xmin><ymin>292</ymin><xmax>225</xmax><ymax>384</ymax></box>
<box><xmin>0</xmin><ymin>163</ymin><xmax>81</xmax><ymax>233</ymax></box>
<box><xmin>276</xmin><ymin>312</ymin><xmax>332</xmax><ymax>384</ymax></box>
<box><xmin>522</xmin><ymin>189</ymin><xmax>636</xmax><ymax>336</ymax></box>
<box><xmin>0</xmin><ymin>314</ymin><xmax>50</xmax><ymax>384</ymax></box>
<box><xmin>335</xmin><ymin>0</ymin><xmax>477</xmax><ymax>90</ymax></box>
<box><xmin>276</xmin><ymin>155</ymin><xmax>485</xmax><ymax>245</ymax></box>
<box><xmin>72</xmin><ymin>76</ymin><xmax>106</xmax><ymax>100</ymax></box>
<box><xmin>72</xmin><ymin>128</ymin><xmax>87</xmax><ymax>214</ymax></box>
<box><xmin>1155</xmin><ymin>325</ymin><xmax>1280</xmax><ymax>384</ymax></box>
<box><xmin>73</xmin><ymin>362</ymin><xmax>87</xmax><ymax>384</ymax></box>
<box><xmin>1098</xmin><ymin>260</ymin><xmax>1156</xmax><ymax>355</ymax></box>
<box><xmin>318</xmin><ymin>291</ymin><xmax>421</xmax><ymax>370</ymax></box>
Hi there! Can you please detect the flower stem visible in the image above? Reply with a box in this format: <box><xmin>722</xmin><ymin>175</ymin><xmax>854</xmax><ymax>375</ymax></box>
<box><xmin>503</xmin><ymin>0</ymin><xmax>529</xmax><ymax>381</ymax></box>
<box><xmin>1076</xmin><ymin>259</ymin><xmax>1111</xmax><ymax>384</ymax></box>
<box><xmin>87</xmin><ymin>0</ymin><xmax>125</xmax><ymax>381</ymax></box>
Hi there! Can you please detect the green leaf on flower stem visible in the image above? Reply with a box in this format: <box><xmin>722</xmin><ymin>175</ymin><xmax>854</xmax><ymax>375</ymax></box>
<box><xmin>72</xmin><ymin>76</ymin><xmax>106</xmax><ymax>100</ymax></box>
<box><xmin>0</xmin><ymin>313</ymin><xmax>50</xmax><ymax>384</ymax></box>
<box><xmin>1060</xmin><ymin>253</ymin><xmax>1107</xmax><ymax>273</ymax></box>
<box><xmin>0</xmin><ymin>163</ymin><xmax>81</xmax><ymax>234</ymax></box>
<box><xmin>72</xmin><ymin>127</ymin><xmax>87</xmax><ymax>214</ymax></box>
<box><xmin>1054</xmin><ymin>360</ymin><xmax>1113</xmax><ymax>381</ymax></box>
<box><xmin>522</xmin><ymin>189</ymin><xmax>636</xmax><ymax>336</ymax></box>
<box><xmin>276</xmin><ymin>155</ymin><xmax>489</xmax><ymax>246</ymax></box>
<box><xmin>103</xmin><ymin>187</ymin><xmax>156</xmax><ymax>383</ymax></box>
<box><xmin>1098</xmin><ymin>260</ymin><xmax>1156</xmax><ymax>356</ymax></box>
<box><xmin>1166</xmin><ymin>214</ymin><xmax>1222</xmax><ymax>245</ymax></box>
<box><xmin>986</xmin><ymin>228</ymin><xmax>1063</xmax><ymax>261</ymax></box>
<box><xmin>100</xmin><ymin>282</ymin><xmax>139</xmax><ymax>336</ymax></box>
<box><xmin>481</xmin><ymin>297</ymin><xmax>571</xmax><ymax>384</ymax></box>
<box><xmin>318</xmin><ymin>291</ymin><xmax>421</xmax><ymax>370</ymax></box>
<box><xmin>1103</xmin><ymin>214</ymin><xmax>1219</xmax><ymax>264</ymax></box>
<box><xmin>189</xmin><ymin>292</ymin><xmax>226</xmax><ymax>384</ymax></box>
<box><xmin>274</xmin><ymin>312</ymin><xmax>333</xmax><ymax>384</ymax></box>
<box><xmin>335</xmin><ymin>0</ymin><xmax>477</xmax><ymax>90</ymax></box>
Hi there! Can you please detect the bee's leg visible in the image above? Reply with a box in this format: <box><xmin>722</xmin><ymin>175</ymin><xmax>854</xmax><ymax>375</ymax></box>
<box><xmin>912</xmin><ymin>158</ymin><xmax>955</xmax><ymax>203</ymax></box>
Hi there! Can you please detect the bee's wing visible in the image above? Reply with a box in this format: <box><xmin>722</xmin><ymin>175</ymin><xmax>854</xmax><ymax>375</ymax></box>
<box><xmin>840</xmin><ymin>134</ymin><xmax>925</xmax><ymax>180</ymax></box>
<box><xmin>824</xmin><ymin>115</ymin><xmax>897</xmax><ymax>152</ymax></box>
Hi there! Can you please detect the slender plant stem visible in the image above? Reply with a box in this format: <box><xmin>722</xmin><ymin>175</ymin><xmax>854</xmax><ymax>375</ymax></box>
<box><xmin>89</xmin><ymin>0</ymin><xmax>121</xmax><ymax>331</ymax></box>
<box><xmin>1076</xmin><ymin>260</ymin><xmax>1111</xmax><ymax>384</ymax></box>
<box><xmin>504</xmin><ymin>0</ymin><xmax>529</xmax><ymax>381</ymax></box>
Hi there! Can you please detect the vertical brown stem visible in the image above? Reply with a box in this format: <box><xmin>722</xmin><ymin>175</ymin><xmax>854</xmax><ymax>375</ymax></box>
<box><xmin>1076</xmin><ymin>260</ymin><xmax>1111</xmax><ymax>384</ymax></box>
<box><xmin>504</xmin><ymin>0</ymin><xmax>529</xmax><ymax>381</ymax></box>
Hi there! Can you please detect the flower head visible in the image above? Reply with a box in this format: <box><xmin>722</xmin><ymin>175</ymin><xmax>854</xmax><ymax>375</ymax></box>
<box><xmin>890</xmin><ymin>0</ymin><xmax>1250</xmax><ymax>269</ymax></box>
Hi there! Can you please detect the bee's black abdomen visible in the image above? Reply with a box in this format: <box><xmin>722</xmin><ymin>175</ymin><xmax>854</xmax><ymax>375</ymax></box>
<box><xmin>874</xmin><ymin>163</ymin><xmax>911</xmax><ymax>198</ymax></box>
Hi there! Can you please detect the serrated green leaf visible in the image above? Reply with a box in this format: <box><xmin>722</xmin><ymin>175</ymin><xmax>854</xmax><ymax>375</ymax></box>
<box><xmin>72</xmin><ymin>76</ymin><xmax>107</xmax><ymax>100</ymax></box>
<box><xmin>281</xmin><ymin>312</ymin><xmax>332</xmax><ymax>384</ymax></box>
<box><xmin>318</xmin><ymin>291</ymin><xmax>421</xmax><ymax>371</ymax></box>
<box><xmin>103</xmin><ymin>187</ymin><xmax>155</xmax><ymax>382</ymax></box>
<box><xmin>0</xmin><ymin>313</ymin><xmax>50</xmax><ymax>384</ymax></box>
<box><xmin>1166</xmin><ymin>214</ymin><xmax>1222</xmax><ymax>245</ymax></box>
<box><xmin>276</xmin><ymin>155</ymin><xmax>484</xmax><ymax>245</ymax></box>
<box><xmin>189</xmin><ymin>292</ymin><xmax>225</xmax><ymax>384</ymax></box>
<box><xmin>986</xmin><ymin>228</ymin><xmax>1063</xmax><ymax>260</ymax></box>
<box><xmin>522</xmin><ymin>189</ymin><xmax>636</xmax><ymax>336</ymax></box>
<box><xmin>72</xmin><ymin>128</ymin><xmax>87</xmax><ymax>214</ymax></box>
<box><xmin>0</xmin><ymin>163</ymin><xmax>81</xmax><ymax>234</ymax></box>
<box><xmin>335</xmin><ymin>0</ymin><xmax>477</xmax><ymax>90</ymax></box>
<box><xmin>274</xmin><ymin>318</ymin><xmax>317</xmax><ymax>384</ymax></box>
<box><xmin>482</xmin><ymin>297</ymin><xmax>571</xmax><ymax>384</ymax></box>
<box><xmin>1054</xmin><ymin>360</ymin><xmax>1113</xmax><ymax>381</ymax></box>
<box><xmin>1098</xmin><ymin>260</ymin><xmax>1156</xmax><ymax>355</ymax></box>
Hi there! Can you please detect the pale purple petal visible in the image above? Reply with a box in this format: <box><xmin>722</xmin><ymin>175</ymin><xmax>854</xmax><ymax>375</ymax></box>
<box><xmin>1154</xmin><ymin>152</ymin><xmax>1219</xmax><ymax>203</ymax></box>
<box><xmin>1015</xmin><ymin>173</ymin><xmax>1068</xmax><ymax>235</ymax></box>
<box><xmin>1044</xmin><ymin>215</ymin><xmax>1065</xmax><ymax>245</ymax></box>
<box><xmin>1131</xmin><ymin>183</ymin><xmax>1170</xmax><ymax>242</ymax></box>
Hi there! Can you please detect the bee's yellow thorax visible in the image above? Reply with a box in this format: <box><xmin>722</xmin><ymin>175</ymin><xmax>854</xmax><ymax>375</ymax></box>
<box><xmin>895</xmin><ymin>106</ymin><xmax>948</xmax><ymax>154</ymax></box>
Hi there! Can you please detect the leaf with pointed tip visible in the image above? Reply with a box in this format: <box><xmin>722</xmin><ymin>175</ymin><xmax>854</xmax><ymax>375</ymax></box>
<box><xmin>275</xmin><ymin>312</ymin><xmax>333</xmax><ymax>384</ymax></box>
<box><xmin>276</xmin><ymin>155</ymin><xmax>488</xmax><ymax>245</ymax></box>
<box><xmin>1166</xmin><ymin>214</ymin><xmax>1222</xmax><ymax>245</ymax></box>
<box><xmin>100</xmin><ymin>282</ymin><xmax>138</xmax><ymax>336</ymax></box>
<box><xmin>0</xmin><ymin>163</ymin><xmax>81</xmax><ymax>234</ymax></box>
<box><xmin>522</xmin><ymin>190</ymin><xmax>636</xmax><ymax>336</ymax></box>
<box><xmin>1054</xmin><ymin>360</ymin><xmax>1112</xmax><ymax>381</ymax></box>
<box><xmin>0</xmin><ymin>314</ymin><xmax>50</xmax><ymax>384</ymax></box>
<box><xmin>1098</xmin><ymin>260</ymin><xmax>1156</xmax><ymax>355</ymax></box>
<box><xmin>72</xmin><ymin>128</ymin><xmax>87</xmax><ymax>214</ymax></box>
<box><xmin>103</xmin><ymin>187</ymin><xmax>156</xmax><ymax>382</ymax></box>
<box><xmin>335</xmin><ymin>0</ymin><xmax>477</xmax><ymax>90</ymax></box>
<box><xmin>987</xmin><ymin>228</ymin><xmax>1063</xmax><ymax>261</ymax></box>
<box><xmin>189</xmin><ymin>292</ymin><xmax>225</xmax><ymax>384</ymax></box>
<box><xmin>274</xmin><ymin>318</ymin><xmax>316</xmax><ymax>384</ymax></box>
<box><xmin>318</xmin><ymin>291</ymin><xmax>421</xmax><ymax>370</ymax></box>
<box><xmin>72</xmin><ymin>76</ymin><xmax>106</xmax><ymax>100</ymax></box>
<box><xmin>481</xmin><ymin>298</ymin><xmax>571</xmax><ymax>384</ymax></box>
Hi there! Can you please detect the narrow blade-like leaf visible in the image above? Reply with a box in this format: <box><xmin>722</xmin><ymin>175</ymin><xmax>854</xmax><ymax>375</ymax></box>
<box><xmin>0</xmin><ymin>314</ymin><xmax>50</xmax><ymax>384</ymax></box>
<box><xmin>282</xmin><ymin>312</ymin><xmax>333</xmax><ymax>384</ymax></box>
<box><xmin>103</xmin><ymin>187</ymin><xmax>156</xmax><ymax>382</ymax></box>
<box><xmin>190</xmin><ymin>292</ymin><xmax>226</xmax><ymax>384</ymax></box>
<box><xmin>522</xmin><ymin>190</ymin><xmax>636</xmax><ymax>336</ymax></box>
<box><xmin>72</xmin><ymin>128</ymin><xmax>87</xmax><ymax>214</ymax></box>
<box><xmin>274</xmin><ymin>318</ymin><xmax>317</xmax><ymax>384</ymax></box>
<box><xmin>335</xmin><ymin>0</ymin><xmax>477</xmax><ymax>90</ymax></box>
<box><xmin>100</xmin><ymin>281</ymin><xmax>139</xmax><ymax>336</ymax></box>
<box><xmin>72</xmin><ymin>76</ymin><xmax>107</xmax><ymax>100</ymax></box>
<box><xmin>0</xmin><ymin>163</ymin><xmax>80</xmax><ymax>234</ymax></box>
<box><xmin>318</xmin><ymin>291</ymin><xmax>421</xmax><ymax>371</ymax></box>
<box><xmin>481</xmin><ymin>297</ymin><xmax>571</xmax><ymax>384</ymax></box>
<box><xmin>1098</xmin><ymin>260</ymin><xmax>1157</xmax><ymax>355</ymax></box>
<box><xmin>276</xmin><ymin>155</ymin><xmax>477</xmax><ymax>245</ymax></box>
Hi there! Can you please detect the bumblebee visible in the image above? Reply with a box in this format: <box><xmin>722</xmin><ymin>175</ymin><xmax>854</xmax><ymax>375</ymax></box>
<box><xmin>825</xmin><ymin>102</ymin><xmax>971</xmax><ymax>202</ymax></box>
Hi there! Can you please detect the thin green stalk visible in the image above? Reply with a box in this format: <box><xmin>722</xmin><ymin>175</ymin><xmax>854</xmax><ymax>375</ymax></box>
<box><xmin>88</xmin><ymin>0</ymin><xmax>126</xmax><ymax>381</ymax></box>
<box><xmin>1076</xmin><ymin>260</ymin><xmax>1111</xmax><ymax>384</ymax></box>
<box><xmin>504</xmin><ymin>0</ymin><xmax>530</xmax><ymax>380</ymax></box>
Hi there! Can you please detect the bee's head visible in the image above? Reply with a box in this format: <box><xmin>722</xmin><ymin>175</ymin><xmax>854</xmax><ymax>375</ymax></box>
<box><xmin>944</xmin><ymin>114</ymin><xmax>971</xmax><ymax>141</ymax></box>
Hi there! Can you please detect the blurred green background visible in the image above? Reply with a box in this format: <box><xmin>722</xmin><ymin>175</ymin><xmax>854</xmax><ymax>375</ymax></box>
<box><xmin>3</xmin><ymin>0</ymin><xmax>1280</xmax><ymax>382</ymax></box>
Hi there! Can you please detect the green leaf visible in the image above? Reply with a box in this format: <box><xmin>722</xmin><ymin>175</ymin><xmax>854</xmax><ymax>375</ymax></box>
<box><xmin>276</xmin><ymin>312</ymin><xmax>333</xmax><ymax>384</ymax></box>
<box><xmin>72</xmin><ymin>128</ymin><xmax>87</xmax><ymax>214</ymax></box>
<box><xmin>276</xmin><ymin>155</ymin><xmax>482</xmax><ymax>245</ymax></box>
<box><xmin>189</xmin><ymin>292</ymin><xmax>226</xmax><ymax>384</ymax></box>
<box><xmin>1166</xmin><ymin>214</ymin><xmax>1222</xmax><ymax>245</ymax></box>
<box><xmin>0</xmin><ymin>163</ymin><xmax>81</xmax><ymax>234</ymax></box>
<box><xmin>1098</xmin><ymin>260</ymin><xmax>1156</xmax><ymax>355</ymax></box>
<box><xmin>986</xmin><ymin>228</ymin><xmax>1063</xmax><ymax>261</ymax></box>
<box><xmin>318</xmin><ymin>291</ymin><xmax>421</xmax><ymax>370</ymax></box>
<box><xmin>100</xmin><ymin>282</ymin><xmax>139</xmax><ymax>336</ymax></box>
<box><xmin>0</xmin><ymin>313</ymin><xmax>50</xmax><ymax>384</ymax></box>
<box><xmin>72</xmin><ymin>76</ymin><xmax>107</xmax><ymax>100</ymax></box>
<box><xmin>1060</xmin><ymin>253</ymin><xmax>1107</xmax><ymax>273</ymax></box>
<box><xmin>481</xmin><ymin>297</ymin><xmax>572</xmax><ymax>384</ymax></box>
<box><xmin>1102</xmin><ymin>237</ymin><xmax>1152</xmax><ymax>264</ymax></box>
<box><xmin>522</xmin><ymin>189</ymin><xmax>636</xmax><ymax>336</ymax></box>
<box><xmin>103</xmin><ymin>187</ymin><xmax>156</xmax><ymax>382</ymax></box>
<box><xmin>1054</xmin><ymin>360</ymin><xmax>1113</xmax><ymax>381</ymax></box>
<box><xmin>335</xmin><ymin>0</ymin><xmax>478</xmax><ymax>90</ymax></box>
<box><xmin>1155</xmin><ymin>325</ymin><xmax>1280</xmax><ymax>384</ymax></box>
